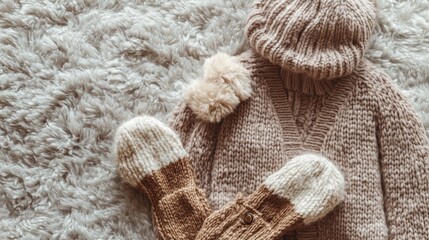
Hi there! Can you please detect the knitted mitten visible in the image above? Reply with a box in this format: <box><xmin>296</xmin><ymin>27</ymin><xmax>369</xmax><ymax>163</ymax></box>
<box><xmin>115</xmin><ymin>116</ymin><xmax>345</xmax><ymax>240</ymax></box>
<box><xmin>195</xmin><ymin>153</ymin><xmax>345</xmax><ymax>240</ymax></box>
<box><xmin>114</xmin><ymin>116</ymin><xmax>211</xmax><ymax>240</ymax></box>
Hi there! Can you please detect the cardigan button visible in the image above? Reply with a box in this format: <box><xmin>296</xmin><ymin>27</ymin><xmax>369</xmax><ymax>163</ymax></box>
<box><xmin>242</xmin><ymin>211</ymin><xmax>254</xmax><ymax>225</ymax></box>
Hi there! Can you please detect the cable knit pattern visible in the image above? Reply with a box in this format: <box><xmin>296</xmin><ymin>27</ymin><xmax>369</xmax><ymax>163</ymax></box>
<box><xmin>168</xmin><ymin>50</ymin><xmax>429</xmax><ymax>239</ymax></box>
<box><xmin>245</xmin><ymin>0</ymin><xmax>376</xmax><ymax>80</ymax></box>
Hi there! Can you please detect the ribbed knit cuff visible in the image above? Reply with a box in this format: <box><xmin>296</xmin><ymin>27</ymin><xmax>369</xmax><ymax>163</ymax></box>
<box><xmin>194</xmin><ymin>186</ymin><xmax>301</xmax><ymax>240</ymax></box>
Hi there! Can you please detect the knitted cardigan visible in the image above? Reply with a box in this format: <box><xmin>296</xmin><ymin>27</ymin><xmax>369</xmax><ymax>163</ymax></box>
<box><xmin>167</xmin><ymin>0</ymin><xmax>429</xmax><ymax>238</ymax></box>
<box><xmin>165</xmin><ymin>0</ymin><xmax>429</xmax><ymax>240</ymax></box>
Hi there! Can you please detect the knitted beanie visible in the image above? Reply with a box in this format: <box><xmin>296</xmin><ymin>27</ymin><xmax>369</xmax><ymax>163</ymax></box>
<box><xmin>245</xmin><ymin>0</ymin><xmax>377</xmax><ymax>80</ymax></box>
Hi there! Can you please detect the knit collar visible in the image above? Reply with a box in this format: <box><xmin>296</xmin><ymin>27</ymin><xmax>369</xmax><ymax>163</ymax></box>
<box><xmin>280</xmin><ymin>68</ymin><xmax>338</xmax><ymax>96</ymax></box>
<box><xmin>254</xmin><ymin>58</ymin><xmax>357</xmax><ymax>151</ymax></box>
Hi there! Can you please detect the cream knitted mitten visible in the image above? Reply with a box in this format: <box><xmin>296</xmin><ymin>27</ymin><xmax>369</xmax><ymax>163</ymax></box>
<box><xmin>195</xmin><ymin>153</ymin><xmax>345</xmax><ymax>240</ymax></box>
<box><xmin>114</xmin><ymin>116</ymin><xmax>211</xmax><ymax>240</ymax></box>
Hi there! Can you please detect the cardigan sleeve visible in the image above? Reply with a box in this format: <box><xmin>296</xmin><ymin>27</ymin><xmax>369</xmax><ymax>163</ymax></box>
<box><xmin>376</xmin><ymin>81</ymin><xmax>429</xmax><ymax>239</ymax></box>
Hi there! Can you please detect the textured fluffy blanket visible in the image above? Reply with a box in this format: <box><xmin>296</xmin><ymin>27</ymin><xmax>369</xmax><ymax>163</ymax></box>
<box><xmin>0</xmin><ymin>0</ymin><xmax>428</xmax><ymax>239</ymax></box>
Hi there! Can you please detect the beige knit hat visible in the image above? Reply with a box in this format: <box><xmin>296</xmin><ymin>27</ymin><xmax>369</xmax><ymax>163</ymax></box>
<box><xmin>245</xmin><ymin>0</ymin><xmax>377</xmax><ymax>80</ymax></box>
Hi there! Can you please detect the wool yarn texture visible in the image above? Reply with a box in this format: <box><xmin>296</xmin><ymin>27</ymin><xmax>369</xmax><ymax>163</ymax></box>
<box><xmin>114</xmin><ymin>116</ymin><xmax>345</xmax><ymax>240</ymax></box>
<box><xmin>2</xmin><ymin>0</ymin><xmax>429</xmax><ymax>239</ymax></box>
<box><xmin>168</xmin><ymin>0</ymin><xmax>429</xmax><ymax>239</ymax></box>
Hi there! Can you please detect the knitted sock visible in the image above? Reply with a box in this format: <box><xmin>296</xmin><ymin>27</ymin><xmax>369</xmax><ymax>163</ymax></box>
<box><xmin>114</xmin><ymin>116</ymin><xmax>211</xmax><ymax>240</ymax></box>
<box><xmin>195</xmin><ymin>153</ymin><xmax>345</xmax><ymax>240</ymax></box>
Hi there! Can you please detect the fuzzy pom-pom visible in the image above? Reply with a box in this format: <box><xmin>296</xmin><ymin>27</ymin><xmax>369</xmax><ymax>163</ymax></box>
<box><xmin>185</xmin><ymin>52</ymin><xmax>252</xmax><ymax>123</ymax></box>
<box><xmin>185</xmin><ymin>80</ymin><xmax>240</xmax><ymax>123</ymax></box>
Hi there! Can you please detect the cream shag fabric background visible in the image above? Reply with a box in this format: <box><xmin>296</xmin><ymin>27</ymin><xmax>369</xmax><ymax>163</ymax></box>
<box><xmin>0</xmin><ymin>0</ymin><xmax>428</xmax><ymax>239</ymax></box>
